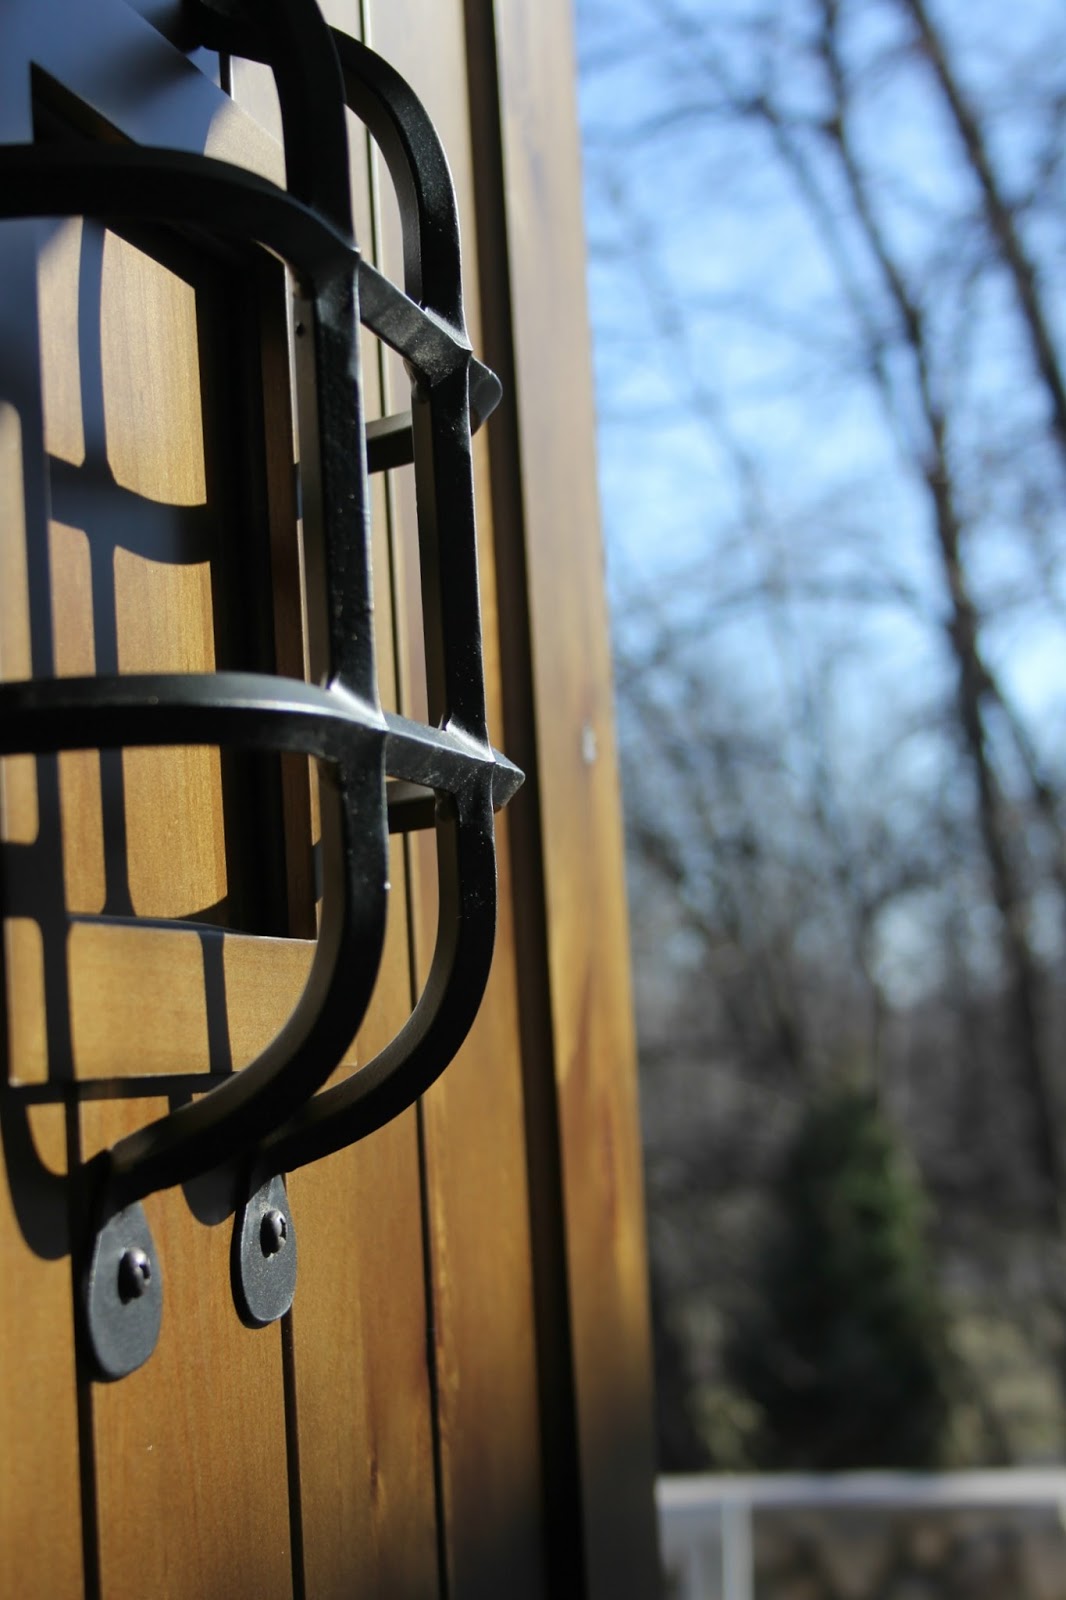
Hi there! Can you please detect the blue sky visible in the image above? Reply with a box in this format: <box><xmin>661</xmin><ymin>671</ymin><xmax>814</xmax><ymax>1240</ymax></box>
<box><xmin>575</xmin><ymin>0</ymin><xmax>1066</xmax><ymax>1000</ymax></box>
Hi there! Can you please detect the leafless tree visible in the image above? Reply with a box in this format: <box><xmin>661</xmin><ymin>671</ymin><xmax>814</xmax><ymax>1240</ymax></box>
<box><xmin>580</xmin><ymin>0</ymin><xmax>1066</xmax><ymax>1461</ymax></box>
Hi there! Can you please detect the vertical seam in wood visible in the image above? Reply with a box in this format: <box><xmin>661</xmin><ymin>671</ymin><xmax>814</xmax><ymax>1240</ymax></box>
<box><xmin>68</xmin><ymin>1097</ymin><xmax>101</xmax><ymax>1600</ymax></box>
<box><xmin>280</xmin><ymin>1310</ymin><xmax>307</xmax><ymax>1600</ymax></box>
<box><xmin>462</xmin><ymin>1</ymin><xmax>589</xmax><ymax>1589</ymax></box>
<box><xmin>415</xmin><ymin>1084</ymin><xmax>450</xmax><ymax>1600</ymax></box>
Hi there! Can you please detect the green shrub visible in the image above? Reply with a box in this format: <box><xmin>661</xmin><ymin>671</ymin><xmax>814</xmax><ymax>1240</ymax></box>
<box><xmin>727</xmin><ymin>1081</ymin><xmax>951</xmax><ymax>1469</ymax></box>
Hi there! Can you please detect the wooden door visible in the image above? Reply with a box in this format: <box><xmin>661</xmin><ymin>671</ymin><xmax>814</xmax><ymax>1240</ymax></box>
<box><xmin>0</xmin><ymin>3</ymin><xmax>660</xmax><ymax>1596</ymax></box>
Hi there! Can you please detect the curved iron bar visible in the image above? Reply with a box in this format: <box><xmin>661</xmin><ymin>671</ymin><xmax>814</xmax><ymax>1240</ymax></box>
<box><xmin>0</xmin><ymin>674</ymin><xmax>518</xmax><ymax>804</ymax></box>
<box><xmin>0</xmin><ymin>664</ymin><xmax>520</xmax><ymax>1203</ymax></box>
<box><xmin>0</xmin><ymin>4</ymin><xmax>521</xmax><ymax>1213</ymax></box>
<box><xmin>0</xmin><ymin>146</ymin><xmax>495</xmax><ymax>412</ymax></box>
<box><xmin>188</xmin><ymin>8</ymin><xmax>518</xmax><ymax>1176</ymax></box>
<box><xmin>0</xmin><ymin>132</ymin><xmax>393</xmax><ymax>1211</ymax></box>
<box><xmin>191</xmin><ymin>5</ymin><xmax>500</xmax><ymax>423</ymax></box>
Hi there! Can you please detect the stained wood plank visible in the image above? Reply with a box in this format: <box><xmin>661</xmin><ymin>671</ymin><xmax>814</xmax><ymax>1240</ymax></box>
<box><xmin>286</xmin><ymin>836</ymin><xmax>439</xmax><ymax>1600</ymax></box>
<box><xmin>2</xmin><ymin>10</ymin><xmax>661</xmax><ymax>1600</ymax></box>
<box><xmin>34</xmin><ymin>205</ymin><xmax>231</xmax><ymax>925</ymax></box>
<box><xmin>0</xmin><ymin>1104</ymin><xmax>83</xmax><ymax>1600</ymax></box>
<box><xmin>10</xmin><ymin>19</ymin><xmax>301</xmax><ymax>1600</ymax></box>
<box><xmin>49</xmin><ymin>518</ymin><xmax>106</xmax><ymax>915</ymax></box>
<box><xmin>4</xmin><ymin>919</ymin><xmax>47</xmax><ymax>1084</ymax></box>
<box><xmin>0</xmin><ymin>49</ymin><xmax>85</xmax><ymax>1598</ymax></box>
<box><xmin>99</xmin><ymin>232</ymin><xmax>207</xmax><ymax>506</ymax></box>
<box><xmin>233</xmin><ymin>9</ymin><xmax>441</xmax><ymax>1591</ymax></box>
<box><xmin>38</xmin><ymin>218</ymin><xmax>86</xmax><ymax>470</ymax></box>
<box><xmin>1</xmin><ymin>398</ymin><xmax>48</xmax><ymax>1087</ymax></box>
<box><xmin>104</xmin><ymin>229</ymin><xmax>228</xmax><ymax>923</ymax></box>
<box><xmin>367</xmin><ymin>5</ymin><xmax>546</xmax><ymax>1594</ymax></box>
<box><xmin>82</xmin><ymin>1097</ymin><xmax>293</xmax><ymax>1600</ymax></box>
<box><xmin>60</xmin><ymin>923</ymin><xmax>354</xmax><ymax>1081</ymax></box>
<box><xmin>472</xmin><ymin>1</ymin><xmax>662</xmax><ymax>1592</ymax></box>
<box><xmin>6</xmin><ymin>919</ymin><xmax>366</xmax><ymax>1085</ymax></box>
<box><xmin>0</xmin><ymin>398</ymin><xmax>37</xmax><ymax>844</ymax></box>
<box><xmin>78</xmin><ymin>192</ymin><xmax>294</xmax><ymax>1600</ymax></box>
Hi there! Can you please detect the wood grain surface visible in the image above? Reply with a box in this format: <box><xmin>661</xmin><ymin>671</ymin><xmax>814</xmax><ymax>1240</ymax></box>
<box><xmin>0</xmin><ymin>399</ymin><xmax>37</xmax><ymax>844</ymax></box>
<box><xmin>367</xmin><ymin>4</ymin><xmax>548</xmax><ymax>1595</ymax></box>
<box><xmin>0</xmin><ymin>4</ymin><xmax>659</xmax><ymax>1596</ymax></box>
<box><xmin>82</xmin><ymin>1100</ymin><xmax>292</xmax><ymax>1600</ymax></box>
<box><xmin>475</xmin><ymin>1</ymin><xmax>663</xmax><ymax>1592</ymax></box>
<box><xmin>0</xmin><ymin>1105</ymin><xmax>84</xmax><ymax>1600</ymax></box>
<box><xmin>2</xmin><ymin>17</ymin><xmax>301</xmax><ymax>1598</ymax></box>
<box><xmin>245</xmin><ymin>6</ymin><xmax>441</xmax><ymax>1593</ymax></box>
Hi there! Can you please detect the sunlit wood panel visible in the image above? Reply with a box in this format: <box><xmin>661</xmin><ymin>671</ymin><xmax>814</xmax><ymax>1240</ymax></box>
<box><xmin>0</xmin><ymin>1106</ymin><xmax>83</xmax><ymax>1600</ymax></box>
<box><xmin>82</xmin><ymin>1098</ymin><xmax>292</xmax><ymax>1600</ymax></box>
<box><xmin>0</xmin><ymin>400</ymin><xmax>37</xmax><ymax>845</ymax></box>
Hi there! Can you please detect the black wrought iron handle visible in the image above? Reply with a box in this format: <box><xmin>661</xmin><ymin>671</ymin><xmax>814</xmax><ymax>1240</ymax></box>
<box><xmin>0</xmin><ymin>0</ymin><xmax>523</xmax><ymax>1373</ymax></box>
<box><xmin>188</xmin><ymin>1</ymin><xmax>522</xmax><ymax>1177</ymax></box>
<box><xmin>0</xmin><ymin>141</ymin><xmax>393</xmax><ymax>1218</ymax></box>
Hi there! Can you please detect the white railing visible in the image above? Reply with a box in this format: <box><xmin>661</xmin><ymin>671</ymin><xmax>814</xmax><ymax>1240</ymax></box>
<box><xmin>657</xmin><ymin>1469</ymin><xmax>1066</xmax><ymax>1600</ymax></box>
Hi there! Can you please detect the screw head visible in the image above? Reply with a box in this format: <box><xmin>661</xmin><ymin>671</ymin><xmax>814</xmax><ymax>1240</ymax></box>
<box><xmin>117</xmin><ymin>1247</ymin><xmax>152</xmax><ymax>1302</ymax></box>
<box><xmin>260</xmin><ymin>1209</ymin><xmax>288</xmax><ymax>1256</ymax></box>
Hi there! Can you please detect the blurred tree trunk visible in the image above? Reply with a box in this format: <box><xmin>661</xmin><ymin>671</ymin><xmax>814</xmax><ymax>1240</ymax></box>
<box><xmin>806</xmin><ymin>0</ymin><xmax>1065</xmax><ymax>1226</ymax></box>
<box><xmin>901</xmin><ymin>0</ymin><xmax>1066</xmax><ymax>462</ymax></box>
<box><xmin>581</xmin><ymin>0</ymin><xmax>1066</xmax><ymax>1458</ymax></box>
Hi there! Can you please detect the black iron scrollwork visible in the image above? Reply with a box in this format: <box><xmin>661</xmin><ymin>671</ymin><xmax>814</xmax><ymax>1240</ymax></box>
<box><xmin>0</xmin><ymin>0</ymin><xmax>520</xmax><ymax>1375</ymax></box>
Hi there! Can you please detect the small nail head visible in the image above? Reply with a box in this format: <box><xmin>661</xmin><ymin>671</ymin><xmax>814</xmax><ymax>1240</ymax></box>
<box><xmin>118</xmin><ymin>1247</ymin><xmax>152</xmax><ymax>1302</ymax></box>
<box><xmin>260</xmin><ymin>1209</ymin><xmax>288</xmax><ymax>1256</ymax></box>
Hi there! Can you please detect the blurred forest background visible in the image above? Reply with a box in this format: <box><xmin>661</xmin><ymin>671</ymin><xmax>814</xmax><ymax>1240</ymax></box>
<box><xmin>576</xmin><ymin>0</ymin><xmax>1066</xmax><ymax>1471</ymax></box>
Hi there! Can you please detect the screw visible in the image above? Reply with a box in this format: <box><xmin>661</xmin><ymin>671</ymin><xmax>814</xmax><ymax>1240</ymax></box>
<box><xmin>260</xmin><ymin>1209</ymin><xmax>288</xmax><ymax>1256</ymax></box>
<box><xmin>117</xmin><ymin>1247</ymin><xmax>152</xmax><ymax>1302</ymax></box>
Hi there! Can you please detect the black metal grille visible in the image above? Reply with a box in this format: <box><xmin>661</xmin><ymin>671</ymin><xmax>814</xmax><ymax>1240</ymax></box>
<box><xmin>0</xmin><ymin>0</ymin><xmax>520</xmax><ymax>1373</ymax></box>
